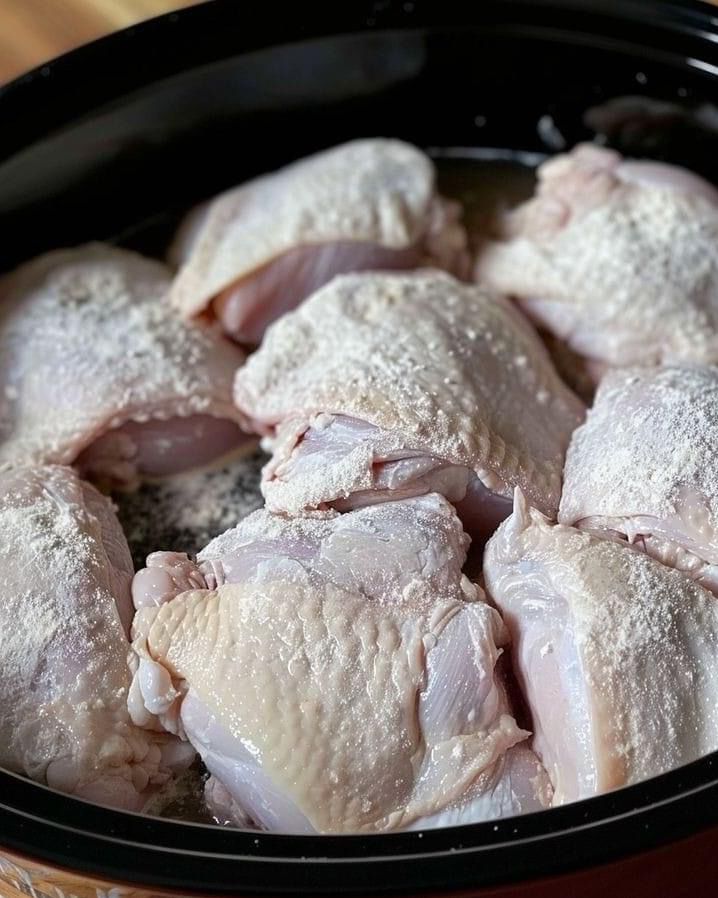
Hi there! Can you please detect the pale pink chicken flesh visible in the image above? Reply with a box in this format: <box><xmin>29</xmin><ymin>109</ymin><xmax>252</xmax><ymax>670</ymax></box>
<box><xmin>130</xmin><ymin>495</ymin><xmax>552</xmax><ymax>832</ymax></box>
<box><xmin>475</xmin><ymin>143</ymin><xmax>718</xmax><ymax>372</ymax></box>
<box><xmin>262</xmin><ymin>415</ymin><xmax>514</xmax><ymax>546</ymax></box>
<box><xmin>0</xmin><ymin>465</ymin><xmax>193</xmax><ymax>810</ymax></box>
<box><xmin>0</xmin><ymin>244</ymin><xmax>249</xmax><ymax>489</ymax></box>
<box><xmin>233</xmin><ymin>270</ymin><xmax>584</xmax><ymax>543</ymax></box>
<box><xmin>76</xmin><ymin>415</ymin><xmax>245</xmax><ymax>483</ymax></box>
<box><xmin>560</xmin><ymin>365</ymin><xmax>718</xmax><ymax>595</ymax></box>
<box><xmin>169</xmin><ymin>138</ymin><xmax>469</xmax><ymax>344</ymax></box>
<box><xmin>213</xmin><ymin>240</ymin><xmax>427</xmax><ymax>346</ymax></box>
<box><xmin>484</xmin><ymin>490</ymin><xmax>718</xmax><ymax>805</ymax></box>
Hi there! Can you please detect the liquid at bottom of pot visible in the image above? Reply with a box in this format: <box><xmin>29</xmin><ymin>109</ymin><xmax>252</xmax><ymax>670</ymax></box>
<box><xmin>434</xmin><ymin>148</ymin><xmax>539</xmax><ymax>239</ymax></box>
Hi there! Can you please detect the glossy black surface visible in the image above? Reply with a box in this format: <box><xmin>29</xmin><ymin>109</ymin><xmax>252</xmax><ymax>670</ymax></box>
<box><xmin>3</xmin><ymin>754</ymin><xmax>718</xmax><ymax>894</ymax></box>
<box><xmin>4</xmin><ymin>0</ymin><xmax>718</xmax><ymax>272</ymax></box>
<box><xmin>2</xmin><ymin>0</ymin><xmax>718</xmax><ymax>893</ymax></box>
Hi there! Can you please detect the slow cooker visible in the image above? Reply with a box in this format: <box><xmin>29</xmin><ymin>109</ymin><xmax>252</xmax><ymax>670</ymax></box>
<box><xmin>2</xmin><ymin>1</ymin><xmax>718</xmax><ymax>895</ymax></box>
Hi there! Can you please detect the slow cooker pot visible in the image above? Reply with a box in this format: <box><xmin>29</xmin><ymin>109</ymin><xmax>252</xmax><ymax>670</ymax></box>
<box><xmin>3</xmin><ymin>1</ymin><xmax>718</xmax><ymax>895</ymax></box>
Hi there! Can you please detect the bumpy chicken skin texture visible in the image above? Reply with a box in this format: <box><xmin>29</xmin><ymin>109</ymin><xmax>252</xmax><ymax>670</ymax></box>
<box><xmin>233</xmin><ymin>270</ymin><xmax>584</xmax><ymax>540</ymax></box>
<box><xmin>130</xmin><ymin>495</ymin><xmax>552</xmax><ymax>832</ymax></box>
<box><xmin>0</xmin><ymin>244</ymin><xmax>248</xmax><ymax>488</ymax></box>
<box><xmin>560</xmin><ymin>365</ymin><xmax>718</xmax><ymax>595</ymax></box>
<box><xmin>0</xmin><ymin>465</ymin><xmax>193</xmax><ymax>810</ymax></box>
<box><xmin>169</xmin><ymin>139</ymin><xmax>469</xmax><ymax>343</ymax></box>
<box><xmin>484</xmin><ymin>491</ymin><xmax>718</xmax><ymax>805</ymax></box>
<box><xmin>475</xmin><ymin>143</ymin><xmax>718</xmax><ymax>370</ymax></box>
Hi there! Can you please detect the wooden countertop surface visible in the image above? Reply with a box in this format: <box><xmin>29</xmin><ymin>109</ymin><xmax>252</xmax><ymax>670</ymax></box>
<box><xmin>0</xmin><ymin>0</ymin><xmax>200</xmax><ymax>84</ymax></box>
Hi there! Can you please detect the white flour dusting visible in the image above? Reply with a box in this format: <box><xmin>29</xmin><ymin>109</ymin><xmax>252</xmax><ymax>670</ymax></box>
<box><xmin>116</xmin><ymin>448</ymin><xmax>266</xmax><ymax>567</ymax></box>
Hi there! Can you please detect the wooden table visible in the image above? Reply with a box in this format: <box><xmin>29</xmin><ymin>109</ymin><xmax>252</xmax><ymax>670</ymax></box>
<box><xmin>0</xmin><ymin>0</ymin><xmax>201</xmax><ymax>84</ymax></box>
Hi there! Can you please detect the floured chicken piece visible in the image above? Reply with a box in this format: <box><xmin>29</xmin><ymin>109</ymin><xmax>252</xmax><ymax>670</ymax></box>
<box><xmin>130</xmin><ymin>495</ymin><xmax>552</xmax><ymax>832</ymax></box>
<box><xmin>0</xmin><ymin>244</ymin><xmax>249</xmax><ymax>489</ymax></box>
<box><xmin>475</xmin><ymin>143</ymin><xmax>718</xmax><ymax>371</ymax></box>
<box><xmin>560</xmin><ymin>365</ymin><xmax>718</xmax><ymax>595</ymax></box>
<box><xmin>484</xmin><ymin>490</ymin><xmax>718</xmax><ymax>805</ymax></box>
<box><xmin>169</xmin><ymin>139</ymin><xmax>469</xmax><ymax>344</ymax></box>
<box><xmin>233</xmin><ymin>270</ymin><xmax>584</xmax><ymax>542</ymax></box>
<box><xmin>0</xmin><ymin>464</ymin><xmax>194</xmax><ymax>810</ymax></box>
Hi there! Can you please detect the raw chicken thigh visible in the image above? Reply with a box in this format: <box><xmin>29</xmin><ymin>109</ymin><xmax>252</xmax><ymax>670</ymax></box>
<box><xmin>169</xmin><ymin>139</ymin><xmax>469</xmax><ymax>344</ymax></box>
<box><xmin>233</xmin><ymin>270</ymin><xmax>584</xmax><ymax>542</ymax></box>
<box><xmin>484</xmin><ymin>491</ymin><xmax>718</xmax><ymax>805</ymax></box>
<box><xmin>130</xmin><ymin>495</ymin><xmax>552</xmax><ymax>832</ymax></box>
<box><xmin>475</xmin><ymin>143</ymin><xmax>718</xmax><ymax>371</ymax></box>
<box><xmin>0</xmin><ymin>244</ymin><xmax>249</xmax><ymax>489</ymax></box>
<box><xmin>560</xmin><ymin>365</ymin><xmax>718</xmax><ymax>595</ymax></box>
<box><xmin>0</xmin><ymin>464</ymin><xmax>193</xmax><ymax>810</ymax></box>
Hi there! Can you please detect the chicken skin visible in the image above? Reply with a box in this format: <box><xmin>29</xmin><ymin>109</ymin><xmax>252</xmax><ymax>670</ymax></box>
<box><xmin>560</xmin><ymin>365</ymin><xmax>718</xmax><ymax>595</ymax></box>
<box><xmin>130</xmin><ymin>495</ymin><xmax>552</xmax><ymax>832</ymax></box>
<box><xmin>232</xmin><ymin>270</ymin><xmax>584</xmax><ymax>542</ymax></box>
<box><xmin>484</xmin><ymin>490</ymin><xmax>718</xmax><ymax>804</ymax></box>
<box><xmin>475</xmin><ymin>143</ymin><xmax>718</xmax><ymax>373</ymax></box>
<box><xmin>0</xmin><ymin>244</ymin><xmax>249</xmax><ymax>489</ymax></box>
<box><xmin>0</xmin><ymin>465</ymin><xmax>193</xmax><ymax>810</ymax></box>
<box><xmin>169</xmin><ymin>139</ymin><xmax>469</xmax><ymax>344</ymax></box>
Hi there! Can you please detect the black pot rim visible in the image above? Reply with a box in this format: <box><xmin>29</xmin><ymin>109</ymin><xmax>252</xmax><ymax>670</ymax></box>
<box><xmin>1</xmin><ymin>0</ymin><xmax>716</xmax><ymax>167</ymax></box>
<box><xmin>3</xmin><ymin>0</ymin><xmax>718</xmax><ymax>894</ymax></box>
<box><xmin>4</xmin><ymin>753</ymin><xmax>718</xmax><ymax>894</ymax></box>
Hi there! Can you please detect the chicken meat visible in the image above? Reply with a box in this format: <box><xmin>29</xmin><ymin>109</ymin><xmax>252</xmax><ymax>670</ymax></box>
<box><xmin>484</xmin><ymin>490</ymin><xmax>718</xmax><ymax>804</ymax></box>
<box><xmin>233</xmin><ymin>270</ymin><xmax>584</xmax><ymax>543</ymax></box>
<box><xmin>475</xmin><ymin>143</ymin><xmax>718</xmax><ymax>372</ymax></box>
<box><xmin>168</xmin><ymin>139</ymin><xmax>469</xmax><ymax>344</ymax></box>
<box><xmin>129</xmin><ymin>494</ymin><xmax>552</xmax><ymax>832</ymax></box>
<box><xmin>560</xmin><ymin>365</ymin><xmax>718</xmax><ymax>595</ymax></box>
<box><xmin>0</xmin><ymin>464</ymin><xmax>193</xmax><ymax>810</ymax></box>
<box><xmin>0</xmin><ymin>244</ymin><xmax>249</xmax><ymax>488</ymax></box>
